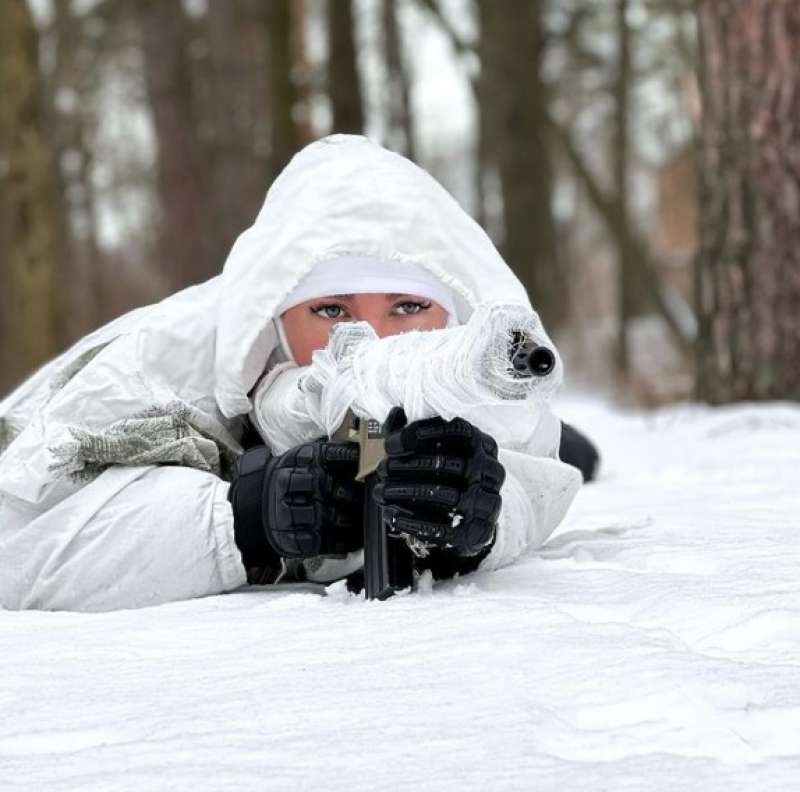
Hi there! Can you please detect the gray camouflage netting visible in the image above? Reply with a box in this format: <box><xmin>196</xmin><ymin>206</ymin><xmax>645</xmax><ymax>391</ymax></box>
<box><xmin>0</xmin><ymin>418</ymin><xmax>18</xmax><ymax>457</ymax></box>
<box><xmin>48</xmin><ymin>401</ymin><xmax>239</xmax><ymax>483</ymax></box>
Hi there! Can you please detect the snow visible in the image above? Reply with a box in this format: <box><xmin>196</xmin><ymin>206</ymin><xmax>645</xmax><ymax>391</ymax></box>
<box><xmin>2</xmin><ymin>398</ymin><xmax>800</xmax><ymax>790</ymax></box>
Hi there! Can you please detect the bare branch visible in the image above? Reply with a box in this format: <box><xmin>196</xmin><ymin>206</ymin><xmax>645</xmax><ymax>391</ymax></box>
<box><xmin>413</xmin><ymin>0</ymin><xmax>476</xmax><ymax>59</ymax></box>
<box><xmin>547</xmin><ymin>113</ymin><xmax>695</xmax><ymax>353</ymax></box>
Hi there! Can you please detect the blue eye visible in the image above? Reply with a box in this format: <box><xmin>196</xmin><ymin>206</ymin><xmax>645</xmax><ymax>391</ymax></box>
<box><xmin>394</xmin><ymin>300</ymin><xmax>431</xmax><ymax>316</ymax></box>
<box><xmin>311</xmin><ymin>304</ymin><xmax>347</xmax><ymax>319</ymax></box>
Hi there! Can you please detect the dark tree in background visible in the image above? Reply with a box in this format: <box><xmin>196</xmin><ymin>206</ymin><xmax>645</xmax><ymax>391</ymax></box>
<box><xmin>612</xmin><ymin>0</ymin><xmax>635</xmax><ymax>375</ymax></box>
<box><xmin>0</xmin><ymin>0</ymin><xmax>65</xmax><ymax>394</ymax></box>
<box><xmin>382</xmin><ymin>0</ymin><xmax>416</xmax><ymax>159</ymax></box>
<box><xmin>136</xmin><ymin>0</ymin><xmax>310</xmax><ymax>287</ymax></box>
<box><xmin>327</xmin><ymin>0</ymin><xmax>365</xmax><ymax>134</ymax></box>
<box><xmin>49</xmin><ymin>0</ymin><xmax>104</xmax><ymax>341</ymax></box>
<box><xmin>695</xmin><ymin>1</ymin><xmax>800</xmax><ymax>402</ymax></box>
<box><xmin>136</xmin><ymin>0</ymin><xmax>216</xmax><ymax>291</ymax></box>
<box><xmin>264</xmin><ymin>0</ymin><xmax>306</xmax><ymax>178</ymax></box>
<box><xmin>477</xmin><ymin>0</ymin><xmax>564</xmax><ymax>330</ymax></box>
<box><xmin>204</xmin><ymin>0</ymin><xmax>268</xmax><ymax>261</ymax></box>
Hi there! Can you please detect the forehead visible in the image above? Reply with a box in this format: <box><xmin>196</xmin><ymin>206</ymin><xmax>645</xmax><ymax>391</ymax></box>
<box><xmin>313</xmin><ymin>292</ymin><xmax>422</xmax><ymax>302</ymax></box>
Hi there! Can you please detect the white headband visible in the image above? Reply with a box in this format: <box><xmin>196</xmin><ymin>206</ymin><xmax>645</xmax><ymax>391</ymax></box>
<box><xmin>276</xmin><ymin>255</ymin><xmax>459</xmax><ymax>317</ymax></box>
<box><xmin>273</xmin><ymin>255</ymin><xmax>460</xmax><ymax>364</ymax></box>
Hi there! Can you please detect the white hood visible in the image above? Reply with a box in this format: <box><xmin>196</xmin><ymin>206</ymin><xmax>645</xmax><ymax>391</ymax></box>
<box><xmin>214</xmin><ymin>134</ymin><xmax>532</xmax><ymax>418</ymax></box>
<box><xmin>0</xmin><ymin>135</ymin><xmax>537</xmax><ymax>503</ymax></box>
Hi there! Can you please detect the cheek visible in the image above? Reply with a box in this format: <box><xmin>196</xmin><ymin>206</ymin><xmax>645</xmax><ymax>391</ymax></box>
<box><xmin>281</xmin><ymin>312</ymin><xmax>332</xmax><ymax>365</ymax></box>
<box><xmin>405</xmin><ymin>304</ymin><xmax>450</xmax><ymax>331</ymax></box>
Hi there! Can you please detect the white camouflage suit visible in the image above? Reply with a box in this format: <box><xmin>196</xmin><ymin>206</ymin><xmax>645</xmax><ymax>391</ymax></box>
<box><xmin>0</xmin><ymin>135</ymin><xmax>581</xmax><ymax>611</ymax></box>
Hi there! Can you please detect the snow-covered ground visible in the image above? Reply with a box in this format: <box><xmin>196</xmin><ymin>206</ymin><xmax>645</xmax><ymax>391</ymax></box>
<box><xmin>2</xmin><ymin>398</ymin><xmax>799</xmax><ymax>791</ymax></box>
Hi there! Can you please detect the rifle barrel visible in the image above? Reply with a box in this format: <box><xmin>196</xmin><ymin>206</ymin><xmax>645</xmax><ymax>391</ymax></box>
<box><xmin>509</xmin><ymin>333</ymin><xmax>556</xmax><ymax>378</ymax></box>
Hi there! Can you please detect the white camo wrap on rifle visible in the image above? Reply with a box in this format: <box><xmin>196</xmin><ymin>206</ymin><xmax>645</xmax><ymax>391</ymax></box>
<box><xmin>251</xmin><ymin>302</ymin><xmax>563</xmax><ymax>452</ymax></box>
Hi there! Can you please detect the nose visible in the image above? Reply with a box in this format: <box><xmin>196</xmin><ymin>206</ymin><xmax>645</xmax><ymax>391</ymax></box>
<box><xmin>358</xmin><ymin>309</ymin><xmax>394</xmax><ymax>338</ymax></box>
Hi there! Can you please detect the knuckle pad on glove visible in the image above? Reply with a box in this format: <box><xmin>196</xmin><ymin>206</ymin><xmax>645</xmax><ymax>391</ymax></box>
<box><xmin>288</xmin><ymin>504</ymin><xmax>316</xmax><ymax>528</ymax></box>
<box><xmin>393</xmin><ymin>515</ymin><xmax>449</xmax><ymax>542</ymax></box>
<box><xmin>385</xmin><ymin>455</ymin><xmax>465</xmax><ymax>480</ymax></box>
<box><xmin>480</xmin><ymin>459</ymin><xmax>505</xmax><ymax>492</ymax></box>
<box><xmin>381</xmin><ymin>483</ymin><xmax>460</xmax><ymax>508</ymax></box>
<box><xmin>265</xmin><ymin>437</ymin><xmax>365</xmax><ymax>559</ymax></box>
<box><xmin>462</xmin><ymin>519</ymin><xmax>494</xmax><ymax>553</ymax></box>
<box><xmin>272</xmin><ymin>527</ymin><xmax>318</xmax><ymax>558</ymax></box>
<box><xmin>466</xmin><ymin>483</ymin><xmax>501</xmax><ymax>521</ymax></box>
<box><xmin>480</xmin><ymin>432</ymin><xmax>499</xmax><ymax>458</ymax></box>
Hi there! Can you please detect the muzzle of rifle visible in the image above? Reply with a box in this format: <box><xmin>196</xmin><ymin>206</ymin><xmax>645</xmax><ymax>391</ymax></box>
<box><xmin>509</xmin><ymin>332</ymin><xmax>556</xmax><ymax>378</ymax></box>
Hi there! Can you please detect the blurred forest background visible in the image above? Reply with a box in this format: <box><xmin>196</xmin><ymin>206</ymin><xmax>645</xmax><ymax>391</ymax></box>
<box><xmin>1</xmin><ymin>0</ymin><xmax>798</xmax><ymax>404</ymax></box>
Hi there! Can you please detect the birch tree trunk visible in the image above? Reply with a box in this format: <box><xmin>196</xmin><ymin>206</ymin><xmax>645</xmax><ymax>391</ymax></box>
<box><xmin>695</xmin><ymin>1</ymin><xmax>800</xmax><ymax>402</ymax></box>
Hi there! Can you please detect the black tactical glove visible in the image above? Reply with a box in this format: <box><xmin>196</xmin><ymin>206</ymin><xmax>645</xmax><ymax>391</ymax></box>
<box><xmin>229</xmin><ymin>439</ymin><xmax>364</xmax><ymax>580</ymax></box>
<box><xmin>373</xmin><ymin>408</ymin><xmax>505</xmax><ymax>559</ymax></box>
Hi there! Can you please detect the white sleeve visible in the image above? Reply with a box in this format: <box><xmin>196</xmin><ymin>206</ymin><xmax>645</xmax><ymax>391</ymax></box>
<box><xmin>0</xmin><ymin>465</ymin><xmax>246</xmax><ymax>612</ymax></box>
<box><xmin>479</xmin><ymin>448</ymin><xmax>582</xmax><ymax>571</ymax></box>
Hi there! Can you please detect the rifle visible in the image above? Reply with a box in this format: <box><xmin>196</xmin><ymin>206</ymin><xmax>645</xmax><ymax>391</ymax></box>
<box><xmin>254</xmin><ymin>303</ymin><xmax>561</xmax><ymax>599</ymax></box>
<box><xmin>333</xmin><ymin>325</ymin><xmax>557</xmax><ymax>600</ymax></box>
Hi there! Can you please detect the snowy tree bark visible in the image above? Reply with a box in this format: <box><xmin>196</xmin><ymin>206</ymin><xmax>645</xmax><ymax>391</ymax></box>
<box><xmin>0</xmin><ymin>0</ymin><xmax>65</xmax><ymax>394</ymax></box>
<box><xmin>695</xmin><ymin>1</ymin><xmax>800</xmax><ymax>402</ymax></box>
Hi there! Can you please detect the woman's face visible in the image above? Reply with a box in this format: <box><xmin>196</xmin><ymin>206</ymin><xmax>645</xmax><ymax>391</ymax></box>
<box><xmin>281</xmin><ymin>292</ymin><xmax>449</xmax><ymax>365</ymax></box>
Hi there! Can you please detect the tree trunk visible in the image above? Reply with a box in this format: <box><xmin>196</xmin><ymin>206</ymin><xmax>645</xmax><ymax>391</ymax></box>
<box><xmin>264</xmin><ymin>0</ymin><xmax>305</xmax><ymax>179</ymax></box>
<box><xmin>136</xmin><ymin>0</ymin><xmax>216</xmax><ymax>291</ymax></box>
<box><xmin>0</xmin><ymin>0</ymin><xmax>65</xmax><ymax>394</ymax></box>
<box><xmin>612</xmin><ymin>0</ymin><xmax>653</xmax><ymax>374</ymax></box>
<box><xmin>382</xmin><ymin>0</ymin><xmax>416</xmax><ymax>159</ymax></box>
<box><xmin>477</xmin><ymin>0</ymin><xmax>563</xmax><ymax>330</ymax></box>
<box><xmin>204</xmin><ymin>0</ymin><xmax>267</xmax><ymax>260</ymax></box>
<box><xmin>327</xmin><ymin>0</ymin><xmax>364</xmax><ymax>134</ymax></box>
<box><xmin>50</xmin><ymin>0</ymin><xmax>104</xmax><ymax>341</ymax></box>
<box><xmin>695</xmin><ymin>1</ymin><xmax>800</xmax><ymax>402</ymax></box>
